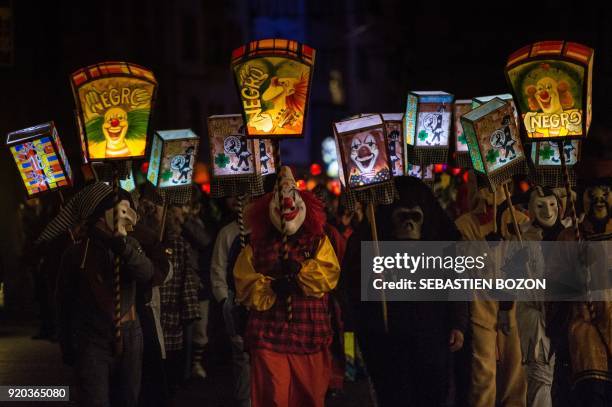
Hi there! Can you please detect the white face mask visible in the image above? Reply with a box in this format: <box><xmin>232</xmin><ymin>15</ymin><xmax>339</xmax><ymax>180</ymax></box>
<box><xmin>269</xmin><ymin>185</ymin><xmax>306</xmax><ymax>236</ymax></box>
<box><xmin>105</xmin><ymin>199</ymin><xmax>138</xmax><ymax>237</ymax></box>
<box><xmin>529</xmin><ymin>193</ymin><xmax>559</xmax><ymax>228</ymax></box>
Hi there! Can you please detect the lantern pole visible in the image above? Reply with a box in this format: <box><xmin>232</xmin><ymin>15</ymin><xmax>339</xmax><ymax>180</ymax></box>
<box><xmin>237</xmin><ymin>194</ymin><xmax>247</xmax><ymax>249</ymax></box>
<box><xmin>57</xmin><ymin>190</ymin><xmax>76</xmax><ymax>243</ymax></box>
<box><xmin>502</xmin><ymin>182</ymin><xmax>523</xmax><ymax>244</ymax></box>
<box><xmin>111</xmin><ymin>163</ymin><xmax>122</xmax><ymax>356</ymax></box>
<box><xmin>557</xmin><ymin>141</ymin><xmax>581</xmax><ymax>242</ymax></box>
<box><xmin>492</xmin><ymin>184</ymin><xmax>498</xmax><ymax>235</ymax></box>
<box><xmin>276</xmin><ymin>151</ymin><xmax>292</xmax><ymax>322</ymax></box>
<box><xmin>158</xmin><ymin>200</ymin><xmax>168</xmax><ymax>243</ymax></box>
<box><xmin>366</xmin><ymin>202</ymin><xmax>389</xmax><ymax>333</ymax></box>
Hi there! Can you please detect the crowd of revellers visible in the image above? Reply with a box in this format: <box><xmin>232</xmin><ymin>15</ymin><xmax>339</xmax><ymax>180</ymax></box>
<box><xmin>15</xmin><ymin>158</ymin><xmax>612</xmax><ymax>407</ymax></box>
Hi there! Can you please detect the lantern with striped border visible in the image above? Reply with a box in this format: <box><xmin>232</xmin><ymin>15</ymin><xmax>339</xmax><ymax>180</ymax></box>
<box><xmin>505</xmin><ymin>41</ymin><xmax>594</xmax><ymax>141</ymax></box>
<box><xmin>6</xmin><ymin>122</ymin><xmax>73</xmax><ymax>198</ymax></box>
<box><xmin>71</xmin><ymin>61</ymin><xmax>157</xmax><ymax>162</ymax></box>
<box><xmin>231</xmin><ymin>39</ymin><xmax>315</xmax><ymax>139</ymax></box>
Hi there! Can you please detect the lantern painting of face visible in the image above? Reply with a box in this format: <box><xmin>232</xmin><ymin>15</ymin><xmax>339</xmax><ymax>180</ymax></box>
<box><xmin>269</xmin><ymin>167</ymin><xmax>306</xmax><ymax>236</ymax></box>
<box><xmin>507</xmin><ymin>60</ymin><xmax>584</xmax><ymax>139</ymax></box>
<box><xmin>475</xmin><ymin>112</ymin><xmax>524</xmax><ymax>173</ymax></box>
<box><xmin>234</xmin><ymin>58</ymin><xmax>311</xmax><ymax>137</ymax></box>
<box><xmin>75</xmin><ymin>76</ymin><xmax>155</xmax><ymax>160</ymax></box>
<box><xmin>341</xmin><ymin>129</ymin><xmax>391</xmax><ymax>188</ymax></box>
<box><xmin>529</xmin><ymin>190</ymin><xmax>559</xmax><ymax>228</ymax></box>
<box><xmin>416</xmin><ymin>104</ymin><xmax>450</xmax><ymax>146</ymax></box>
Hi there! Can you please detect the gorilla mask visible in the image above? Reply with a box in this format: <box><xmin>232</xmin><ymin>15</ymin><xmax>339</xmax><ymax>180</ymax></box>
<box><xmin>269</xmin><ymin>166</ymin><xmax>306</xmax><ymax>236</ymax></box>
<box><xmin>391</xmin><ymin>205</ymin><xmax>423</xmax><ymax>240</ymax></box>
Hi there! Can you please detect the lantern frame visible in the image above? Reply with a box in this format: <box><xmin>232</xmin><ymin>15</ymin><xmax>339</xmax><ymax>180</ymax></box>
<box><xmin>146</xmin><ymin>129</ymin><xmax>200</xmax><ymax>190</ymax></box>
<box><xmin>230</xmin><ymin>38</ymin><xmax>315</xmax><ymax>139</ymax></box>
<box><xmin>71</xmin><ymin>61</ymin><xmax>158</xmax><ymax>162</ymax></box>
<box><xmin>382</xmin><ymin>113</ymin><xmax>405</xmax><ymax>177</ymax></box>
<box><xmin>452</xmin><ymin>99</ymin><xmax>473</xmax><ymax>168</ymax></box>
<box><xmin>6</xmin><ymin>121</ymin><xmax>73</xmax><ymax>198</ymax></box>
<box><xmin>504</xmin><ymin>41</ymin><xmax>594</xmax><ymax>141</ymax></box>
<box><xmin>460</xmin><ymin>98</ymin><xmax>526</xmax><ymax>188</ymax></box>
<box><xmin>333</xmin><ymin>114</ymin><xmax>393</xmax><ymax>191</ymax></box>
<box><xmin>528</xmin><ymin>140</ymin><xmax>581</xmax><ymax>187</ymax></box>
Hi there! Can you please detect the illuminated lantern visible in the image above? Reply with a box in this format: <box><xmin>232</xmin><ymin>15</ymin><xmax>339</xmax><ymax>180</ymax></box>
<box><xmin>472</xmin><ymin>93</ymin><xmax>520</xmax><ymax>126</ymax></box>
<box><xmin>407</xmin><ymin>163</ymin><xmax>434</xmax><ymax>182</ymax></box>
<box><xmin>404</xmin><ymin>91</ymin><xmax>454</xmax><ymax>167</ymax></box>
<box><xmin>119</xmin><ymin>166</ymin><xmax>136</xmax><ymax>192</ymax></box>
<box><xmin>505</xmin><ymin>41</ymin><xmax>594</xmax><ymax>141</ymax></box>
<box><xmin>147</xmin><ymin>129</ymin><xmax>199</xmax><ymax>188</ymax></box>
<box><xmin>6</xmin><ymin>122</ymin><xmax>73</xmax><ymax>197</ymax></box>
<box><xmin>231</xmin><ymin>39</ymin><xmax>315</xmax><ymax>138</ymax></box>
<box><xmin>382</xmin><ymin>113</ymin><xmax>405</xmax><ymax>176</ymax></box>
<box><xmin>529</xmin><ymin>140</ymin><xmax>580</xmax><ymax>187</ymax></box>
<box><xmin>71</xmin><ymin>61</ymin><xmax>157</xmax><ymax>162</ymax></box>
<box><xmin>460</xmin><ymin>98</ymin><xmax>527</xmax><ymax>189</ymax></box>
<box><xmin>208</xmin><ymin>114</ymin><xmax>278</xmax><ymax>198</ymax></box>
<box><xmin>333</xmin><ymin>114</ymin><xmax>392</xmax><ymax>190</ymax></box>
<box><xmin>452</xmin><ymin>99</ymin><xmax>473</xmax><ymax>168</ymax></box>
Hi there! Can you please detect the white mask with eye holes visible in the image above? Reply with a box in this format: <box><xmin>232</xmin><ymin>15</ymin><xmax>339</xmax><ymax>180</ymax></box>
<box><xmin>269</xmin><ymin>166</ymin><xmax>306</xmax><ymax>236</ymax></box>
<box><xmin>529</xmin><ymin>191</ymin><xmax>559</xmax><ymax>228</ymax></box>
<box><xmin>350</xmin><ymin>133</ymin><xmax>379</xmax><ymax>174</ymax></box>
<box><xmin>105</xmin><ymin>199</ymin><xmax>138</xmax><ymax>237</ymax></box>
<box><xmin>391</xmin><ymin>205</ymin><xmax>424</xmax><ymax>240</ymax></box>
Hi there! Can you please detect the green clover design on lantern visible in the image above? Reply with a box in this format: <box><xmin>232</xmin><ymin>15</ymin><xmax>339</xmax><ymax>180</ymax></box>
<box><xmin>215</xmin><ymin>153</ymin><xmax>230</xmax><ymax>168</ymax></box>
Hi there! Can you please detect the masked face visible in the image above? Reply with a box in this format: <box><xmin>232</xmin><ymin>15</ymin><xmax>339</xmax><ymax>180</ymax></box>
<box><xmin>585</xmin><ymin>185</ymin><xmax>610</xmax><ymax>221</ymax></box>
<box><xmin>269</xmin><ymin>184</ymin><xmax>306</xmax><ymax>236</ymax></box>
<box><xmin>350</xmin><ymin>133</ymin><xmax>379</xmax><ymax>174</ymax></box>
<box><xmin>529</xmin><ymin>192</ymin><xmax>559</xmax><ymax>228</ymax></box>
<box><xmin>105</xmin><ymin>199</ymin><xmax>138</xmax><ymax>237</ymax></box>
<box><xmin>391</xmin><ymin>205</ymin><xmax>423</xmax><ymax>240</ymax></box>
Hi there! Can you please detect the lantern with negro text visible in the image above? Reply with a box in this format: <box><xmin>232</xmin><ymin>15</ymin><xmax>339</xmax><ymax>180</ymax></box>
<box><xmin>505</xmin><ymin>41</ymin><xmax>594</xmax><ymax>141</ymax></box>
<box><xmin>231</xmin><ymin>39</ymin><xmax>315</xmax><ymax>139</ymax></box>
<box><xmin>6</xmin><ymin>122</ymin><xmax>73</xmax><ymax>197</ymax></box>
<box><xmin>71</xmin><ymin>61</ymin><xmax>157</xmax><ymax>162</ymax></box>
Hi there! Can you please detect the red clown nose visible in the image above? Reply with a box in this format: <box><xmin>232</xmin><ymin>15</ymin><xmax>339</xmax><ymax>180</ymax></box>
<box><xmin>283</xmin><ymin>197</ymin><xmax>294</xmax><ymax>209</ymax></box>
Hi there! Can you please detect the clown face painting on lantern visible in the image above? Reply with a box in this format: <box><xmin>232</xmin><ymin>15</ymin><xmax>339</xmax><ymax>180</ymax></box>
<box><xmin>340</xmin><ymin>128</ymin><xmax>391</xmax><ymax>189</ymax></box>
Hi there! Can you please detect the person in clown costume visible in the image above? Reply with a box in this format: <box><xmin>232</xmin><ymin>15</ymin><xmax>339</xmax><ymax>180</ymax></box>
<box><xmin>233</xmin><ymin>166</ymin><xmax>340</xmax><ymax>407</ymax></box>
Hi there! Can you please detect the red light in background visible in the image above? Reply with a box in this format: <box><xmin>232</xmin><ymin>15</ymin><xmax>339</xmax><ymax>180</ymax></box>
<box><xmin>519</xmin><ymin>181</ymin><xmax>530</xmax><ymax>192</ymax></box>
<box><xmin>462</xmin><ymin>171</ymin><xmax>469</xmax><ymax>183</ymax></box>
<box><xmin>434</xmin><ymin>164</ymin><xmax>444</xmax><ymax>173</ymax></box>
<box><xmin>296</xmin><ymin>179</ymin><xmax>307</xmax><ymax>191</ymax></box>
<box><xmin>200</xmin><ymin>183</ymin><xmax>211</xmax><ymax>194</ymax></box>
<box><xmin>310</xmin><ymin>163</ymin><xmax>322</xmax><ymax>176</ymax></box>
<box><xmin>140</xmin><ymin>161</ymin><xmax>149</xmax><ymax>174</ymax></box>
<box><xmin>327</xmin><ymin>179</ymin><xmax>341</xmax><ymax>196</ymax></box>
<box><xmin>451</xmin><ymin>167</ymin><xmax>461</xmax><ymax>176</ymax></box>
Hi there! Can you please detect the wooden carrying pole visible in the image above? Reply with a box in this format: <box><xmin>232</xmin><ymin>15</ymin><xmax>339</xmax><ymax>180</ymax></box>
<box><xmin>111</xmin><ymin>165</ymin><xmax>122</xmax><ymax>355</ymax></box>
<box><xmin>367</xmin><ymin>202</ymin><xmax>388</xmax><ymax>333</ymax></box>
<box><xmin>558</xmin><ymin>141</ymin><xmax>581</xmax><ymax>242</ymax></box>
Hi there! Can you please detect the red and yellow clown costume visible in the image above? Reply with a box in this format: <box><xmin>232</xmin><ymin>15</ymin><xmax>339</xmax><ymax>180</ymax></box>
<box><xmin>234</xmin><ymin>166</ymin><xmax>340</xmax><ymax>407</ymax></box>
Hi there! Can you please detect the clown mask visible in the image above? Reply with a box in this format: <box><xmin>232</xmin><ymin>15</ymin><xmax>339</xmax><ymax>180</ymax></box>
<box><xmin>269</xmin><ymin>167</ymin><xmax>306</xmax><ymax>236</ymax></box>
<box><xmin>105</xmin><ymin>199</ymin><xmax>138</xmax><ymax>237</ymax></box>
<box><xmin>529</xmin><ymin>189</ymin><xmax>559</xmax><ymax>228</ymax></box>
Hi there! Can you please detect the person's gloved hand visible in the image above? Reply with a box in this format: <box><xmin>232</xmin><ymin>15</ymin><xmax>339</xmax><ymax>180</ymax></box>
<box><xmin>497</xmin><ymin>310</ymin><xmax>511</xmax><ymax>336</ymax></box>
<box><xmin>271</xmin><ymin>274</ymin><xmax>299</xmax><ymax>298</ymax></box>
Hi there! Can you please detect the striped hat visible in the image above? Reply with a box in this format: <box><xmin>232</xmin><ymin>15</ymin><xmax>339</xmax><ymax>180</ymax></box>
<box><xmin>36</xmin><ymin>182</ymin><xmax>114</xmax><ymax>243</ymax></box>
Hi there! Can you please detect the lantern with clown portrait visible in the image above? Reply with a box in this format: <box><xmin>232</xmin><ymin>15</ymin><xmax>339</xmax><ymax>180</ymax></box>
<box><xmin>231</xmin><ymin>39</ymin><xmax>315</xmax><ymax>139</ymax></box>
<box><xmin>404</xmin><ymin>91</ymin><xmax>454</xmax><ymax>167</ymax></box>
<box><xmin>208</xmin><ymin>114</ymin><xmax>279</xmax><ymax>198</ymax></box>
<box><xmin>460</xmin><ymin>98</ymin><xmax>527</xmax><ymax>189</ymax></box>
<box><xmin>505</xmin><ymin>41</ymin><xmax>594</xmax><ymax>141</ymax></box>
<box><xmin>71</xmin><ymin>61</ymin><xmax>157</xmax><ymax>162</ymax></box>
<box><xmin>6</xmin><ymin>121</ymin><xmax>73</xmax><ymax>197</ymax></box>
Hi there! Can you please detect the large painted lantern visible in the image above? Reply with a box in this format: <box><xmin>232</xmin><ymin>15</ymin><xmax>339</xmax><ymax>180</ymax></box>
<box><xmin>529</xmin><ymin>140</ymin><xmax>581</xmax><ymax>187</ymax></box>
<box><xmin>6</xmin><ymin>122</ymin><xmax>73</xmax><ymax>197</ymax></box>
<box><xmin>453</xmin><ymin>99</ymin><xmax>473</xmax><ymax>168</ymax></box>
<box><xmin>505</xmin><ymin>41</ymin><xmax>594</xmax><ymax>141</ymax></box>
<box><xmin>460</xmin><ymin>98</ymin><xmax>526</xmax><ymax>189</ymax></box>
<box><xmin>404</xmin><ymin>91</ymin><xmax>454</xmax><ymax>166</ymax></box>
<box><xmin>472</xmin><ymin>93</ymin><xmax>519</xmax><ymax>126</ymax></box>
<box><xmin>147</xmin><ymin>129</ymin><xmax>199</xmax><ymax>203</ymax></box>
<box><xmin>382</xmin><ymin>113</ymin><xmax>404</xmax><ymax>177</ymax></box>
<box><xmin>71</xmin><ymin>61</ymin><xmax>157</xmax><ymax>162</ymax></box>
<box><xmin>231</xmin><ymin>39</ymin><xmax>315</xmax><ymax>139</ymax></box>
<box><xmin>208</xmin><ymin>114</ymin><xmax>278</xmax><ymax>198</ymax></box>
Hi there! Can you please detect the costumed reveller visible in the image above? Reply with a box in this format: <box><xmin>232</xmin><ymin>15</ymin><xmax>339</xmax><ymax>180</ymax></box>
<box><xmin>455</xmin><ymin>181</ymin><xmax>528</xmax><ymax>407</ymax></box>
<box><xmin>547</xmin><ymin>163</ymin><xmax>612</xmax><ymax>407</ymax></box>
<box><xmin>516</xmin><ymin>186</ymin><xmax>566</xmax><ymax>407</ymax></box>
<box><xmin>343</xmin><ymin>176</ymin><xmax>469</xmax><ymax>407</ymax></box>
<box><xmin>233</xmin><ymin>166</ymin><xmax>340</xmax><ymax>407</ymax></box>
<box><xmin>53</xmin><ymin>182</ymin><xmax>153</xmax><ymax>407</ymax></box>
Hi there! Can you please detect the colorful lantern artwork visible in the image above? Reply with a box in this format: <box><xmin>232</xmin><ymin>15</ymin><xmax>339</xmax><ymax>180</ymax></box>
<box><xmin>404</xmin><ymin>91</ymin><xmax>454</xmax><ymax>166</ymax></box>
<box><xmin>505</xmin><ymin>41</ymin><xmax>594</xmax><ymax>140</ymax></box>
<box><xmin>333</xmin><ymin>114</ymin><xmax>392</xmax><ymax>190</ymax></box>
<box><xmin>460</xmin><ymin>98</ymin><xmax>526</xmax><ymax>188</ymax></box>
<box><xmin>147</xmin><ymin>129</ymin><xmax>199</xmax><ymax>189</ymax></box>
<box><xmin>231</xmin><ymin>39</ymin><xmax>315</xmax><ymax>138</ymax></box>
<box><xmin>119</xmin><ymin>166</ymin><xmax>136</xmax><ymax>192</ymax></box>
<box><xmin>382</xmin><ymin>113</ymin><xmax>404</xmax><ymax>177</ymax></box>
<box><xmin>529</xmin><ymin>140</ymin><xmax>580</xmax><ymax>187</ymax></box>
<box><xmin>208</xmin><ymin>114</ymin><xmax>278</xmax><ymax>198</ymax></box>
<box><xmin>71</xmin><ymin>61</ymin><xmax>157</xmax><ymax>161</ymax></box>
<box><xmin>407</xmin><ymin>163</ymin><xmax>434</xmax><ymax>182</ymax></box>
<box><xmin>453</xmin><ymin>99</ymin><xmax>473</xmax><ymax>168</ymax></box>
<box><xmin>6</xmin><ymin>122</ymin><xmax>73</xmax><ymax>197</ymax></box>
